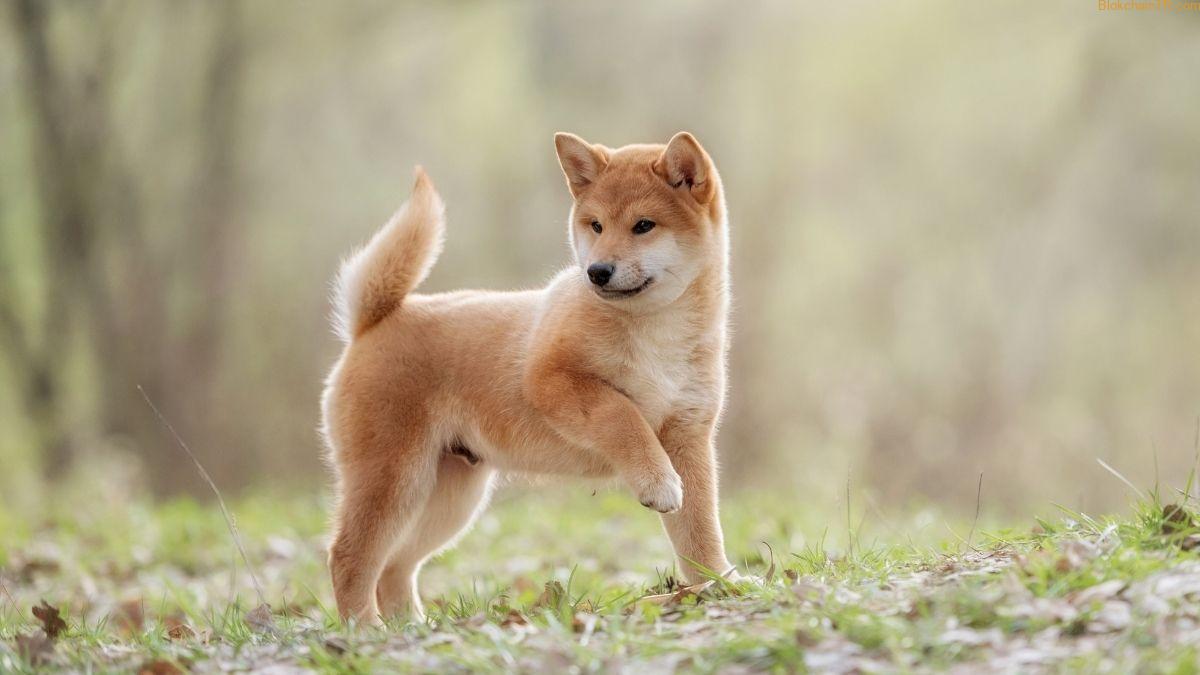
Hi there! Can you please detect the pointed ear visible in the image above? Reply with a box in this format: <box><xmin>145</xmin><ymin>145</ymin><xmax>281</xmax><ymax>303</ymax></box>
<box><xmin>653</xmin><ymin>132</ymin><xmax>715</xmax><ymax>204</ymax></box>
<box><xmin>554</xmin><ymin>132</ymin><xmax>608</xmax><ymax>198</ymax></box>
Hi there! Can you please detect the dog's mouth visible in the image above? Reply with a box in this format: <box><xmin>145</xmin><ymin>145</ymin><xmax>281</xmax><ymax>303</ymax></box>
<box><xmin>597</xmin><ymin>277</ymin><xmax>654</xmax><ymax>299</ymax></box>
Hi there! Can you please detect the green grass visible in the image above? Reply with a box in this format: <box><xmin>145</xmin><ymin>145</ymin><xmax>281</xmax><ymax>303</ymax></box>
<box><xmin>1</xmin><ymin>482</ymin><xmax>1199</xmax><ymax>672</ymax></box>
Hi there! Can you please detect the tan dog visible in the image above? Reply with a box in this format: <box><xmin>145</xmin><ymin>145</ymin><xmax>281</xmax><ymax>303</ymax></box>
<box><xmin>321</xmin><ymin>132</ymin><xmax>736</xmax><ymax>623</ymax></box>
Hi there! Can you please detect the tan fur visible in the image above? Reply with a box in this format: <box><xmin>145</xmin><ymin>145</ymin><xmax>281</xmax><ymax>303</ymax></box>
<box><xmin>322</xmin><ymin>132</ymin><xmax>735</xmax><ymax>623</ymax></box>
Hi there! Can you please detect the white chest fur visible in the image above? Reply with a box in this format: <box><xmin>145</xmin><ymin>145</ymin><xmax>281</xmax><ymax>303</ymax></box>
<box><xmin>602</xmin><ymin>305</ymin><xmax>720</xmax><ymax>431</ymax></box>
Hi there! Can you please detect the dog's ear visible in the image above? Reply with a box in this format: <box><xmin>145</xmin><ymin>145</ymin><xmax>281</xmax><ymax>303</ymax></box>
<box><xmin>653</xmin><ymin>132</ymin><xmax>715</xmax><ymax>204</ymax></box>
<box><xmin>554</xmin><ymin>132</ymin><xmax>608</xmax><ymax>198</ymax></box>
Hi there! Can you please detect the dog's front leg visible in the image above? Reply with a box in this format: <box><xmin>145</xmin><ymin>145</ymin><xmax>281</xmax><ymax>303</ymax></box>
<box><xmin>657</xmin><ymin>416</ymin><xmax>735</xmax><ymax>584</ymax></box>
<box><xmin>527</xmin><ymin>367</ymin><xmax>682</xmax><ymax>513</ymax></box>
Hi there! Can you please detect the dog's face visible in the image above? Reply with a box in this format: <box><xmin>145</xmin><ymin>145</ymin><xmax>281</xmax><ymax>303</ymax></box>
<box><xmin>555</xmin><ymin>132</ymin><xmax>724</xmax><ymax>311</ymax></box>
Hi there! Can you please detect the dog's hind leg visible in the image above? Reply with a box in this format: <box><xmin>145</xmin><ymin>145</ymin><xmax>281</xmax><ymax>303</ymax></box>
<box><xmin>376</xmin><ymin>450</ymin><xmax>495</xmax><ymax>620</ymax></box>
<box><xmin>328</xmin><ymin>433</ymin><xmax>438</xmax><ymax>624</ymax></box>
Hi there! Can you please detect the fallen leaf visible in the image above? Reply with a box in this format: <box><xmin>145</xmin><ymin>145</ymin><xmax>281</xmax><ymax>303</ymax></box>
<box><xmin>794</xmin><ymin>629</ymin><xmax>819</xmax><ymax>647</ymax></box>
<box><xmin>32</xmin><ymin>600</ymin><xmax>67</xmax><ymax>639</ymax></box>
<box><xmin>533</xmin><ymin>581</ymin><xmax>566</xmax><ymax>610</ymax></box>
<box><xmin>138</xmin><ymin>659</ymin><xmax>184</xmax><ymax>675</ymax></box>
<box><xmin>501</xmin><ymin>609</ymin><xmax>528</xmax><ymax>627</ymax></box>
<box><xmin>279</xmin><ymin>602</ymin><xmax>308</xmax><ymax>618</ymax></box>
<box><xmin>114</xmin><ymin>598</ymin><xmax>145</xmax><ymax>634</ymax></box>
<box><xmin>761</xmin><ymin>542</ymin><xmax>777</xmax><ymax>584</ymax></box>
<box><xmin>638</xmin><ymin>580</ymin><xmax>715</xmax><ymax>608</ymax></box>
<box><xmin>574</xmin><ymin>611</ymin><xmax>597</xmax><ymax>638</ymax></box>
<box><xmin>244</xmin><ymin>603</ymin><xmax>278</xmax><ymax>635</ymax></box>
<box><xmin>12</xmin><ymin>556</ymin><xmax>60</xmax><ymax>582</ymax></box>
<box><xmin>323</xmin><ymin>636</ymin><xmax>350</xmax><ymax>655</ymax></box>
<box><xmin>14</xmin><ymin>632</ymin><xmax>55</xmax><ymax>666</ymax></box>
<box><xmin>673</xmin><ymin>580</ymin><xmax>715</xmax><ymax>604</ymax></box>
<box><xmin>1163</xmin><ymin>503</ymin><xmax>1194</xmax><ymax>533</ymax></box>
<box><xmin>166</xmin><ymin>623</ymin><xmax>197</xmax><ymax>641</ymax></box>
<box><xmin>637</xmin><ymin>591</ymin><xmax>675</xmax><ymax>607</ymax></box>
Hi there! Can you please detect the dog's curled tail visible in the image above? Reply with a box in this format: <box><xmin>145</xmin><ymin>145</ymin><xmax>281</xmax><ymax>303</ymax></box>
<box><xmin>331</xmin><ymin>167</ymin><xmax>445</xmax><ymax>343</ymax></box>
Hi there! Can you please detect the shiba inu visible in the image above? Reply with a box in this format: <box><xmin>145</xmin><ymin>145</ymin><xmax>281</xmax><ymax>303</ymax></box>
<box><xmin>321</xmin><ymin>132</ymin><xmax>736</xmax><ymax>622</ymax></box>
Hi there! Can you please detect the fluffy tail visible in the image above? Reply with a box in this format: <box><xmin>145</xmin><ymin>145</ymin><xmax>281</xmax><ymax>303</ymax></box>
<box><xmin>331</xmin><ymin>167</ymin><xmax>445</xmax><ymax>342</ymax></box>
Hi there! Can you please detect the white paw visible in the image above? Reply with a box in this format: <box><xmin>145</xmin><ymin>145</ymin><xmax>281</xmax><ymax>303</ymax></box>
<box><xmin>636</xmin><ymin>469</ymin><xmax>683</xmax><ymax>513</ymax></box>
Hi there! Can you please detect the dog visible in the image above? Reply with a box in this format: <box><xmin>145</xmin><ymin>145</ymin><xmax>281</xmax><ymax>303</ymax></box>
<box><xmin>321</xmin><ymin>132</ymin><xmax>736</xmax><ymax>622</ymax></box>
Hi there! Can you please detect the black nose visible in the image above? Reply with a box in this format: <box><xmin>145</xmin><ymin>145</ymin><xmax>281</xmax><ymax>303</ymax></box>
<box><xmin>587</xmin><ymin>262</ymin><xmax>614</xmax><ymax>287</ymax></box>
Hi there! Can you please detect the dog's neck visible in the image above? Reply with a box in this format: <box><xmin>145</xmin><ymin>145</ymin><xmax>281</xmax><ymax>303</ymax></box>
<box><xmin>603</xmin><ymin>223</ymin><xmax>729</xmax><ymax>341</ymax></box>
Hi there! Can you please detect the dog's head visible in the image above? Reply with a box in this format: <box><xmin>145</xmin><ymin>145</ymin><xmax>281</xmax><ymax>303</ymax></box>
<box><xmin>554</xmin><ymin>132</ymin><xmax>725</xmax><ymax>310</ymax></box>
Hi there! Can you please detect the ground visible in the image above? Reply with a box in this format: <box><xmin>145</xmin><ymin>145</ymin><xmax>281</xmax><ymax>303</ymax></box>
<box><xmin>1</xmin><ymin>481</ymin><xmax>1198</xmax><ymax>673</ymax></box>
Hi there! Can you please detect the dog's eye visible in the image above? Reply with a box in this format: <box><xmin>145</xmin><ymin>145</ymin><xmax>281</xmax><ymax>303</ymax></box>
<box><xmin>591</xmin><ymin>221</ymin><xmax>602</xmax><ymax>234</ymax></box>
<box><xmin>632</xmin><ymin>219</ymin><xmax>656</xmax><ymax>234</ymax></box>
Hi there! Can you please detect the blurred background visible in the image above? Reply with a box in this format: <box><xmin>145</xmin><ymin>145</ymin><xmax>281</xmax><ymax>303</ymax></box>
<box><xmin>1</xmin><ymin>0</ymin><xmax>1197</xmax><ymax>519</ymax></box>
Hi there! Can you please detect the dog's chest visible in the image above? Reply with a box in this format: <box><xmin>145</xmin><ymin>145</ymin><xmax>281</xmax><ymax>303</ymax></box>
<box><xmin>607</xmin><ymin>320</ymin><xmax>711</xmax><ymax>428</ymax></box>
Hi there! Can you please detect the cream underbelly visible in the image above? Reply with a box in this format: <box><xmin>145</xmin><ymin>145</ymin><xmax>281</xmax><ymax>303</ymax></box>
<box><xmin>456</xmin><ymin>417</ymin><xmax>617</xmax><ymax>479</ymax></box>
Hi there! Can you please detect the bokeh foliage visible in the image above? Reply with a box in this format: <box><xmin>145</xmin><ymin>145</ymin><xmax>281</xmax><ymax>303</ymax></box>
<box><xmin>0</xmin><ymin>1</ymin><xmax>1197</xmax><ymax>515</ymax></box>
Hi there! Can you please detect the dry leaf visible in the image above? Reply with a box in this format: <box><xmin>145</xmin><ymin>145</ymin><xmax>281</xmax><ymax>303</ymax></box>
<box><xmin>13</xmin><ymin>556</ymin><xmax>60</xmax><ymax>582</ymax></box>
<box><xmin>637</xmin><ymin>591</ymin><xmax>675</xmax><ymax>607</ymax></box>
<box><xmin>323</xmin><ymin>636</ymin><xmax>350</xmax><ymax>655</ymax></box>
<box><xmin>163</xmin><ymin>614</ymin><xmax>208</xmax><ymax>643</ymax></box>
<box><xmin>280</xmin><ymin>603</ymin><xmax>307</xmax><ymax>618</ymax></box>
<box><xmin>501</xmin><ymin>609</ymin><xmax>528</xmax><ymax>627</ymax></box>
<box><xmin>114</xmin><ymin>598</ymin><xmax>145</xmax><ymax>634</ymax></box>
<box><xmin>138</xmin><ymin>658</ymin><xmax>185</xmax><ymax>675</ymax></box>
<box><xmin>166</xmin><ymin>623</ymin><xmax>197</xmax><ymax>641</ymax></box>
<box><xmin>533</xmin><ymin>581</ymin><xmax>565</xmax><ymax>610</ymax></box>
<box><xmin>673</xmin><ymin>580</ymin><xmax>715</xmax><ymax>604</ymax></box>
<box><xmin>761</xmin><ymin>542</ymin><xmax>777</xmax><ymax>585</ymax></box>
<box><xmin>568</xmin><ymin>610</ymin><xmax>592</xmax><ymax>634</ymax></box>
<box><xmin>794</xmin><ymin>629</ymin><xmax>819</xmax><ymax>647</ymax></box>
<box><xmin>1163</xmin><ymin>503</ymin><xmax>1194</xmax><ymax>533</ymax></box>
<box><xmin>244</xmin><ymin>603</ymin><xmax>279</xmax><ymax>635</ymax></box>
<box><xmin>638</xmin><ymin>580</ymin><xmax>715</xmax><ymax>608</ymax></box>
<box><xmin>15</xmin><ymin>632</ymin><xmax>55</xmax><ymax>666</ymax></box>
<box><xmin>32</xmin><ymin>600</ymin><xmax>67</xmax><ymax>639</ymax></box>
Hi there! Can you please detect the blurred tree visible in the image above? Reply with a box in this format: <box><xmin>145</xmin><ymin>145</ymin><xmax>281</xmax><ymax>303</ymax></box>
<box><xmin>2</xmin><ymin>0</ymin><xmax>245</xmax><ymax>491</ymax></box>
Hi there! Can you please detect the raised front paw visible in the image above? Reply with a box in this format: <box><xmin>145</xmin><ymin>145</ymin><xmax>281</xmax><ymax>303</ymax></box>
<box><xmin>635</xmin><ymin>469</ymin><xmax>683</xmax><ymax>514</ymax></box>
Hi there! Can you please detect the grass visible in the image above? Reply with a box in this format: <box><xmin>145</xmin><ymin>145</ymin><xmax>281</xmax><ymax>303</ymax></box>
<box><xmin>1</xmin><ymin>479</ymin><xmax>1199</xmax><ymax>672</ymax></box>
